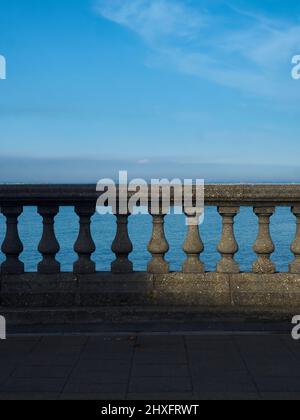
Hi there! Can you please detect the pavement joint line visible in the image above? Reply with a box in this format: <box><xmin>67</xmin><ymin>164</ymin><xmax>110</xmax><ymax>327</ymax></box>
<box><xmin>183</xmin><ymin>336</ymin><xmax>194</xmax><ymax>395</ymax></box>
<box><xmin>232</xmin><ymin>335</ymin><xmax>261</xmax><ymax>397</ymax></box>
<box><xmin>125</xmin><ymin>335</ymin><xmax>138</xmax><ymax>399</ymax></box>
<box><xmin>0</xmin><ymin>336</ymin><xmax>43</xmax><ymax>391</ymax></box>
<box><xmin>59</xmin><ymin>336</ymin><xmax>89</xmax><ymax>397</ymax></box>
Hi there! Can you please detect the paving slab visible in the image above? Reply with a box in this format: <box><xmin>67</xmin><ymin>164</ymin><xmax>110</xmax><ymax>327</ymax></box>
<box><xmin>0</xmin><ymin>332</ymin><xmax>300</xmax><ymax>400</ymax></box>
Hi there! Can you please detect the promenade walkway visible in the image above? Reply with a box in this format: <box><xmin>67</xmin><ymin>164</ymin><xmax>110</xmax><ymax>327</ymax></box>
<box><xmin>1</xmin><ymin>330</ymin><xmax>300</xmax><ymax>400</ymax></box>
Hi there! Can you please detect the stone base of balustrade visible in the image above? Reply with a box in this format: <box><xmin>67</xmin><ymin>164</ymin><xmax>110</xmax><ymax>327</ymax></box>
<box><xmin>1</xmin><ymin>273</ymin><xmax>300</xmax><ymax>325</ymax></box>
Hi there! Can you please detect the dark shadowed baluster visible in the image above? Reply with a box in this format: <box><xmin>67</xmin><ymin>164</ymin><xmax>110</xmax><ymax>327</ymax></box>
<box><xmin>74</xmin><ymin>205</ymin><xmax>96</xmax><ymax>274</ymax></box>
<box><xmin>183</xmin><ymin>207</ymin><xmax>205</xmax><ymax>273</ymax></box>
<box><xmin>253</xmin><ymin>207</ymin><xmax>276</xmax><ymax>274</ymax></box>
<box><xmin>290</xmin><ymin>206</ymin><xmax>300</xmax><ymax>274</ymax></box>
<box><xmin>1</xmin><ymin>206</ymin><xmax>24</xmax><ymax>274</ymax></box>
<box><xmin>147</xmin><ymin>208</ymin><xmax>169</xmax><ymax>274</ymax></box>
<box><xmin>217</xmin><ymin>207</ymin><xmax>240</xmax><ymax>273</ymax></box>
<box><xmin>111</xmin><ymin>212</ymin><xmax>133</xmax><ymax>273</ymax></box>
<box><xmin>38</xmin><ymin>206</ymin><xmax>60</xmax><ymax>274</ymax></box>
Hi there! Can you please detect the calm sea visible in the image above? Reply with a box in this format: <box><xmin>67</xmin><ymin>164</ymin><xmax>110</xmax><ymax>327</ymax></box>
<box><xmin>0</xmin><ymin>207</ymin><xmax>296</xmax><ymax>273</ymax></box>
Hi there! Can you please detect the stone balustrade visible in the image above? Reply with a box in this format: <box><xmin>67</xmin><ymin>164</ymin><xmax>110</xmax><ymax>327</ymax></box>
<box><xmin>1</xmin><ymin>184</ymin><xmax>300</xmax><ymax>324</ymax></box>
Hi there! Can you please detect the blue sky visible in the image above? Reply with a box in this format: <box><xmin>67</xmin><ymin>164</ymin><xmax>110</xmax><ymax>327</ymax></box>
<box><xmin>0</xmin><ymin>0</ymin><xmax>300</xmax><ymax>182</ymax></box>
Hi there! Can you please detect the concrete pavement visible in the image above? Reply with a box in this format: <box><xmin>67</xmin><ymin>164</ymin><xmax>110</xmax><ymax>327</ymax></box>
<box><xmin>0</xmin><ymin>333</ymin><xmax>300</xmax><ymax>400</ymax></box>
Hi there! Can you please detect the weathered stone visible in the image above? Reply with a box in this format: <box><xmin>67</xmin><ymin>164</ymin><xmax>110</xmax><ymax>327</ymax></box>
<box><xmin>111</xmin><ymin>213</ymin><xmax>133</xmax><ymax>273</ymax></box>
<box><xmin>182</xmin><ymin>208</ymin><xmax>205</xmax><ymax>273</ymax></box>
<box><xmin>0</xmin><ymin>274</ymin><xmax>78</xmax><ymax>307</ymax></box>
<box><xmin>38</xmin><ymin>206</ymin><xmax>60</xmax><ymax>274</ymax></box>
<box><xmin>231</xmin><ymin>273</ymin><xmax>300</xmax><ymax>308</ymax></box>
<box><xmin>147</xmin><ymin>210</ymin><xmax>169</xmax><ymax>274</ymax></box>
<box><xmin>77</xmin><ymin>273</ymin><xmax>154</xmax><ymax>307</ymax></box>
<box><xmin>253</xmin><ymin>207</ymin><xmax>276</xmax><ymax>274</ymax></box>
<box><xmin>1</xmin><ymin>206</ymin><xmax>24</xmax><ymax>274</ymax></box>
<box><xmin>153</xmin><ymin>273</ymin><xmax>231</xmax><ymax>307</ymax></box>
<box><xmin>290</xmin><ymin>206</ymin><xmax>300</xmax><ymax>274</ymax></box>
<box><xmin>217</xmin><ymin>207</ymin><xmax>240</xmax><ymax>274</ymax></box>
<box><xmin>73</xmin><ymin>205</ymin><xmax>96</xmax><ymax>274</ymax></box>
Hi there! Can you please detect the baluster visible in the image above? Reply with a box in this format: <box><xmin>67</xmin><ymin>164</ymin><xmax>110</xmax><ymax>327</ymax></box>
<box><xmin>253</xmin><ymin>207</ymin><xmax>276</xmax><ymax>274</ymax></box>
<box><xmin>217</xmin><ymin>207</ymin><xmax>240</xmax><ymax>273</ymax></box>
<box><xmin>290</xmin><ymin>206</ymin><xmax>300</xmax><ymax>274</ymax></box>
<box><xmin>147</xmin><ymin>208</ymin><xmax>169</xmax><ymax>274</ymax></box>
<box><xmin>183</xmin><ymin>207</ymin><xmax>205</xmax><ymax>273</ymax></box>
<box><xmin>111</xmin><ymin>212</ymin><xmax>133</xmax><ymax>273</ymax></box>
<box><xmin>38</xmin><ymin>206</ymin><xmax>60</xmax><ymax>274</ymax></box>
<box><xmin>1</xmin><ymin>206</ymin><xmax>24</xmax><ymax>274</ymax></box>
<box><xmin>74</xmin><ymin>205</ymin><xmax>96</xmax><ymax>274</ymax></box>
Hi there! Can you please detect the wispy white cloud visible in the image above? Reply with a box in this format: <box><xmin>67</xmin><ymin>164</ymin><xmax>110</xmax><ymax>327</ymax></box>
<box><xmin>96</xmin><ymin>0</ymin><xmax>204</xmax><ymax>43</ymax></box>
<box><xmin>96</xmin><ymin>0</ymin><xmax>300</xmax><ymax>99</ymax></box>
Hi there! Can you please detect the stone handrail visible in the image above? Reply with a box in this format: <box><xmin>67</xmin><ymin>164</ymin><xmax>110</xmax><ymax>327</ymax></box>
<box><xmin>0</xmin><ymin>184</ymin><xmax>300</xmax><ymax>205</ymax></box>
<box><xmin>1</xmin><ymin>184</ymin><xmax>300</xmax><ymax>323</ymax></box>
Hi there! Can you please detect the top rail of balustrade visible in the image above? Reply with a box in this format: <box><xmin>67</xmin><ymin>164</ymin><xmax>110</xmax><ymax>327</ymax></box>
<box><xmin>0</xmin><ymin>184</ymin><xmax>299</xmax><ymax>207</ymax></box>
